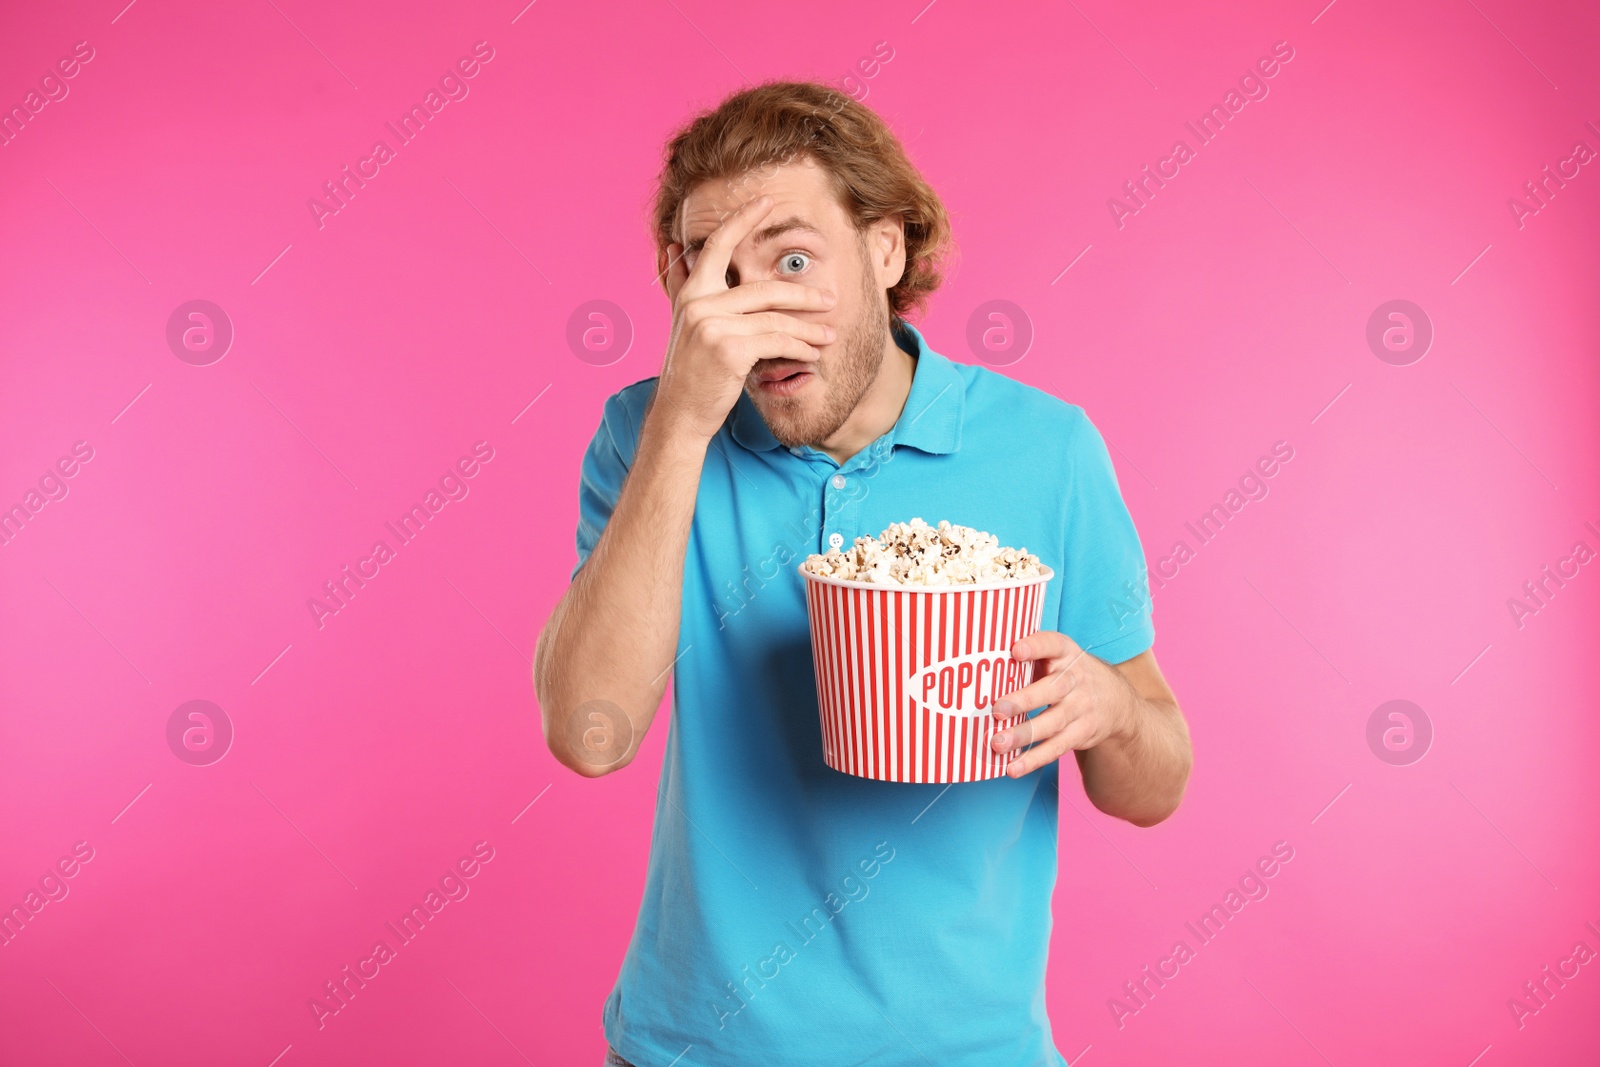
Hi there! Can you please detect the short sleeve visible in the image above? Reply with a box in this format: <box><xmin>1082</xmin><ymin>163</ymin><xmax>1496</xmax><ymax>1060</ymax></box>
<box><xmin>570</xmin><ymin>386</ymin><xmax>646</xmax><ymax>582</ymax></box>
<box><xmin>1055</xmin><ymin>409</ymin><xmax>1155</xmax><ymax>664</ymax></box>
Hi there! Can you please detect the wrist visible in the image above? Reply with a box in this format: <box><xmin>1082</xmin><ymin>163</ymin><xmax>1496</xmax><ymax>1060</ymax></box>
<box><xmin>641</xmin><ymin>389</ymin><xmax>716</xmax><ymax>456</ymax></box>
<box><xmin>1108</xmin><ymin>674</ymin><xmax>1146</xmax><ymax>747</ymax></box>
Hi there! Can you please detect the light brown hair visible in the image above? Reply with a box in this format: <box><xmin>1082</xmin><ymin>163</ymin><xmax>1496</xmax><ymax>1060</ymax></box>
<box><xmin>650</xmin><ymin>80</ymin><xmax>953</xmax><ymax>324</ymax></box>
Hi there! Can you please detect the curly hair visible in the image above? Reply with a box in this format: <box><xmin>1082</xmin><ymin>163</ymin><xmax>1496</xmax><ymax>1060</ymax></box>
<box><xmin>649</xmin><ymin>80</ymin><xmax>954</xmax><ymax>324</ymax></box>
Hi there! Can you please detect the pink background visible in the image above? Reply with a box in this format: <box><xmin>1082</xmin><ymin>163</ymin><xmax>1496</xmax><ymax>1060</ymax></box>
<box><xmin>2</xmin><ymin>0</ymin><xmax>1598</xmax><ymax>1064</ymax></box>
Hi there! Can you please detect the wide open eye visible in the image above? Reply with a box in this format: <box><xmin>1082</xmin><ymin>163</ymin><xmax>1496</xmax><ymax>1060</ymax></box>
<box><xmin>777</xmin><ymin>251</ymin><xmax>813</xmax><ymax>275</ymax></box>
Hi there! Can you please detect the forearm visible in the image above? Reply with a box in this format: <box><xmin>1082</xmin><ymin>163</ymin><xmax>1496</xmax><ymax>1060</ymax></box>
<box><xmin>535</xmin><ymin>401</ymin><xmax>708</xmax><ymax>775</ymax></box>
<box><xmin>1075</xmin><ymin>686</ymin><xmax>1191</xmax><ymax>827</ymax></box>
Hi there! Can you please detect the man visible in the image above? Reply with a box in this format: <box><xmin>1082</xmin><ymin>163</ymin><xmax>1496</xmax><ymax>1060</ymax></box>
<box><xmin>535</xmin><ymin>80</ymin><xmax>1192</xmax><ymax>1067</ymax></box>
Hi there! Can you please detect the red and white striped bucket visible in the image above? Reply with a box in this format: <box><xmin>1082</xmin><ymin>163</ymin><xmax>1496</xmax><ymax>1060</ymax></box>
<box><xmin>799</xmin><ymin>565</ymin><xmax>1055</xmax><ymax>783</ymax></box>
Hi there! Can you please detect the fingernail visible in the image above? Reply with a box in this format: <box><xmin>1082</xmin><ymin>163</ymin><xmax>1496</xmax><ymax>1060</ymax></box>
<box><xmin>993</xmin><ymin>700</ymin><xmax>1015</xmax><ymax>717</ymax></box>
<box><xmin>823</xmin><ymin>291</ymin><xmax>837</xmax><ymax>304</ymax></box>
<box><xmin>992</xmin><ymin>733</ymin><xmax>1009</xmax><ymax>752</ymax></box>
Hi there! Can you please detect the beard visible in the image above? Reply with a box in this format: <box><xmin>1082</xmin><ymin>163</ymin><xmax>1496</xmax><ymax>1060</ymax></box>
<box><xmin>746</xmin><ymin>242</ymin><xmax>890</xmax><ymax>450</ymax></box>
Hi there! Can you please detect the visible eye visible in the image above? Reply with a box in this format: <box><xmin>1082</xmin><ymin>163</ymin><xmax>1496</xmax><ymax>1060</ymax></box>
<box><xmin>778</xmin><ymin>251</ymin><xmax>813</xmax><ymax>275</ymax></box>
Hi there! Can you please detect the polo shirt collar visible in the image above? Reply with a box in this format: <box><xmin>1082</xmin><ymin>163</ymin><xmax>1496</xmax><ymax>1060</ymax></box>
<box><xmin>727</xmin><ymin>318</ymin><xmax>965</xmax><ymax>456</ymax></box>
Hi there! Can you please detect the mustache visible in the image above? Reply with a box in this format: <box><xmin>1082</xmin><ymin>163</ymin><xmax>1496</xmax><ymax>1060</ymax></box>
<box><xmin>747</xmin><ymin>357</ymin><xmax>825</xmax><ymax>386</ymax></box>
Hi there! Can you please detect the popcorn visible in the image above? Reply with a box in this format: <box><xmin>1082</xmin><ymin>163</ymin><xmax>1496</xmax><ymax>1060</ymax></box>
<box><xmin>801</xmin><ymin>517</ymin><xmax>1044</xmax><ymax>586</ymax></box>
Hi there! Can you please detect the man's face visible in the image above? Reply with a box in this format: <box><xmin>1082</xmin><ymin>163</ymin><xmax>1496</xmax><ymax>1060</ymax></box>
<box><xmin>678</xmin><ymin>156</ymin><xmax>902</xmax><ymax>448</ymax></box>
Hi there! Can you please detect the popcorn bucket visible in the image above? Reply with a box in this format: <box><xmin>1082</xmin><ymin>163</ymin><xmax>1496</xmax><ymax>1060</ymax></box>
<box><xmin>798</xmin><ymin>566</ymin><xmax>1055</xmax><ymax>783</ymax></box>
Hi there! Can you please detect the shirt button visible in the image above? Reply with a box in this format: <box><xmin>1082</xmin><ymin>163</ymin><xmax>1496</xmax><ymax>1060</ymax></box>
<box><xmin>828</xmin><ymin>532</ymin><xmax>844</xmax><ymax>550</ymax></box>
<box><xmin>831</xmin><ymin>474</ymin><xmax>847</xmax><ymax>489</ymax></box>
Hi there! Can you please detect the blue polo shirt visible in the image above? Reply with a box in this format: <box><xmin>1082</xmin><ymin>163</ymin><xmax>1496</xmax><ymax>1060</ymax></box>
<box><xmin>570</xmin><ymin>319</ymin><xmax>1154</xmax><ymax>1067</ymax></box>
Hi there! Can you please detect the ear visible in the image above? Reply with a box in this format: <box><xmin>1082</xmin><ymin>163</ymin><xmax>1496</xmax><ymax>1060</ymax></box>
<box><xmin>870</xmin><ymin>217</ymin><xmax>907</xmax><ymax>290</ymax></box>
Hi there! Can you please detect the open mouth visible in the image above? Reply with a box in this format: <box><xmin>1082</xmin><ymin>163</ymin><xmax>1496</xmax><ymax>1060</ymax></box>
<box><xmin>756</xmin><ymin>363</ymin><xmax>814</xmax><ymax>396</ymax></box>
